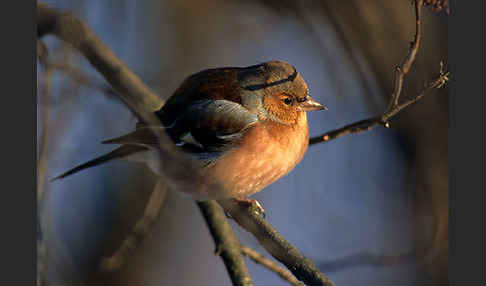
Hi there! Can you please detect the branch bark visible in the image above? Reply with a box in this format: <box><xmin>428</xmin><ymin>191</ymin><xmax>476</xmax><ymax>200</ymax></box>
<box><xmin>241</xmin><ymin>245</ymin><xmax>304</xmax><ymax>286</ymax></box>
<box><xmin>198</xmin><ymin>201</ymin><xmax>253</xmax><ymax>286</ymax></box>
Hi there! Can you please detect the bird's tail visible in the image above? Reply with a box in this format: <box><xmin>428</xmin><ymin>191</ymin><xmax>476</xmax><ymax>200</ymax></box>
<box><xmin>51</xmin><ymin>144</ymin><xmax>148</xmax><ymax>181</ymax></box>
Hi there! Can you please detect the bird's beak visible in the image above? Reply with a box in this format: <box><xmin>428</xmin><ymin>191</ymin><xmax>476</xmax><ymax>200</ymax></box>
<box><xmin>299</xmin><ymin>96</ymin><xmax>328</xmax><ymax>111</ymax></box>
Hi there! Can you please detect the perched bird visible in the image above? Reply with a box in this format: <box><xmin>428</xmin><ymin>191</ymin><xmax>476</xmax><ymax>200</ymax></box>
<box><xmin>53</xmin><ymin>60</ymin><xmax>326</xmax><ymax>211</ymax></box>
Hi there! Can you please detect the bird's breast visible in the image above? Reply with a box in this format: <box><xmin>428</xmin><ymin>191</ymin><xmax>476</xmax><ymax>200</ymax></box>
<box><xmin>202</xmin><ymin>112</ymin><xmax>309</xmax><ymax>198</ymax></box>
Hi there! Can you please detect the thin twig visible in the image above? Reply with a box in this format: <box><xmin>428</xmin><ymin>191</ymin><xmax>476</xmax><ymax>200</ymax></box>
<box><xmin>309</xmin><ymin>67</ymin><xmax>449</xmax><ymax>145</ymax></box>
<box><xmin>384</xmin><ymin>67</ymin><xmax>449</xmax><ymax>121</ymax></box>
<box><xmin>309</xmin><ymin>0</ymin><xmax>449</xmax><ymax>146</ymax></box>
<box><xmin>390</xmin><ymin>0</ymin><xmax>422</xmax><ymax>108</ymax></box>
<box><xmin>241</xmin><ymin>245</ymin><xmax>303</xmax><ymax>286</ymax></box>
<box><xmin>198</xmin><ymin>201</ymin><xmax>253</xmax><ymax>286</ymax></box>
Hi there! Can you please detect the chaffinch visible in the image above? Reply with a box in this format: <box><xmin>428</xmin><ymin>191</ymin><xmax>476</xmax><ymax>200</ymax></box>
<box><xmin>54</xmin><ymin>60</ymin><xmax>327</xmax><ymax>211</ymax></box>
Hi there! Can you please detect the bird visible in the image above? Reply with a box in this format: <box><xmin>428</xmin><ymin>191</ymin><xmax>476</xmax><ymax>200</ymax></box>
<box><xmin>53</xmin><ymin>60</ymin><xmax>327</xmax><ymax>213</ymax></box>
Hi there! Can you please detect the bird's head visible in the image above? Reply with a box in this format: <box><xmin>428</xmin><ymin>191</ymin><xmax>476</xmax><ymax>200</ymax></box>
<box><xmin>238</xmin><ymin>60</ymin><xmax>327</xmax><ymax>125</ymax></box>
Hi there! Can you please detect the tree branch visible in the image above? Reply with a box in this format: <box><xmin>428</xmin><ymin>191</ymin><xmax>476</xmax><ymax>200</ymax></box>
<box><xmin>198</xmin><ymin>201</ymin><xmax>253</xmax><ymax>286</ymax></box>
<box><xmin>37</xmin><ymin>3</ymin><xmax>163</xmax><ymax>124</ymax></box>
<box><xmin>309</xmin><ymin>0</ymin><xmax>449</xmax><ymax>145</ymax></box>
<box><xmin>241</xmin><ymin>245</ymin><xmax>304</xmax><ymax>286</ymax></box>
<box><xmin>390</xmin><ymin>0</ymin><xmax>423</xmax><ymax>108</ymax></box>
<box><xmin>309</xmin><ymin>67</ymin><xmax>449</xmax><ymax>145</ymax></box>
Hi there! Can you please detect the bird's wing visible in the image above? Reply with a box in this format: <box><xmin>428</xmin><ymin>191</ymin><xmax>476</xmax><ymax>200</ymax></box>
<box><xmin>52</xmin><ymin>100</ymin><xmax>257</xmax><ymax>181</ymax></box>
<box><xmin>103</xmin><ymin>99</ymin><xmax>257</xmax><ymax>156</ymax></box>
<box><xmin>52</xmin><ymin>67</ymin><xmax>258</xmax><ymax>180</ymax></box>
<box><xmin>163</xmin><ymin>99</ymin><xmax>258</xmax><ymax>152</ymax></box>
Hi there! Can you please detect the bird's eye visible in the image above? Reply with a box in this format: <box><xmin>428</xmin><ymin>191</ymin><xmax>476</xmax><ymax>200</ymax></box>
<box><xmin>283</xmin><ymin>98</ymin><xmax>293</xmax><ymax>105</ymax></box>
<box><xmin>296</xmin><ymin>96</ymin><xmax>307</xmax><ymax>103</ymax></box>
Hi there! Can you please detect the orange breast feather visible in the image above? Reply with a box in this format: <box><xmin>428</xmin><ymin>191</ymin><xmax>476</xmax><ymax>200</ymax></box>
<box><xmin>201</xmin><ymin>112</ymin><xmax>309</xmax><ymax>199</ymax></box>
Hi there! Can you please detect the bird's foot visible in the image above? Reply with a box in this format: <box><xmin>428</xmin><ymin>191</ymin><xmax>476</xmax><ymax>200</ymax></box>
<box><xmin>232</xmin><ymin>198</ymin><xmax>265</xmax><ymax>218</ymax></box>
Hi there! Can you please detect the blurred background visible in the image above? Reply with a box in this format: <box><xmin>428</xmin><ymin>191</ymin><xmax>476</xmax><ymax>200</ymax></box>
<box><xmin>37</xmin><ymin>0</ymin><xmax>448</xmax><ymax>285</ymax></box>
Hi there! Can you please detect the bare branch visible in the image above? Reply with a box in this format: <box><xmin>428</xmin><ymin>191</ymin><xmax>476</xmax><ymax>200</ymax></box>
<box><xmin>241</xmin><ymin>245</ymin><xmax>304</xmax><ymax>286</ymax></box>
<box><xmin>37</xmin><ymin>3</ymin><xmax>163</xmax><ymax>124</ymax></box>
<box><xmin>198</xmin><ymin>201</ymin><xmax>253</xmax><ymax>286</ymax></box>
<box><xmin>309</xmin><ymin>0</ymin><xmax>449</xmax><ymax>145</ymax></box>
<box><xmin>384</xmin><ymin>68</ymin><xmax>449</xmax><ymax>121</ymax></box>
<box><xmin>389</xmin><ymin>0</ymin><xmax>422</xmax><ymax>108</ymax></box>
<box><xmin>309</xmin><ymin>68</ymin><xmax>449</xmax><ymax>145</ymax></box>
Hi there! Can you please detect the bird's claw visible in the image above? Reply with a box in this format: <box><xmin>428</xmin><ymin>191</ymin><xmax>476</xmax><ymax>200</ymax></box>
<box><xmin>232</xmin><ymin>198</ymin><xmax>266</xmax><ymax>218</ymax></box>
